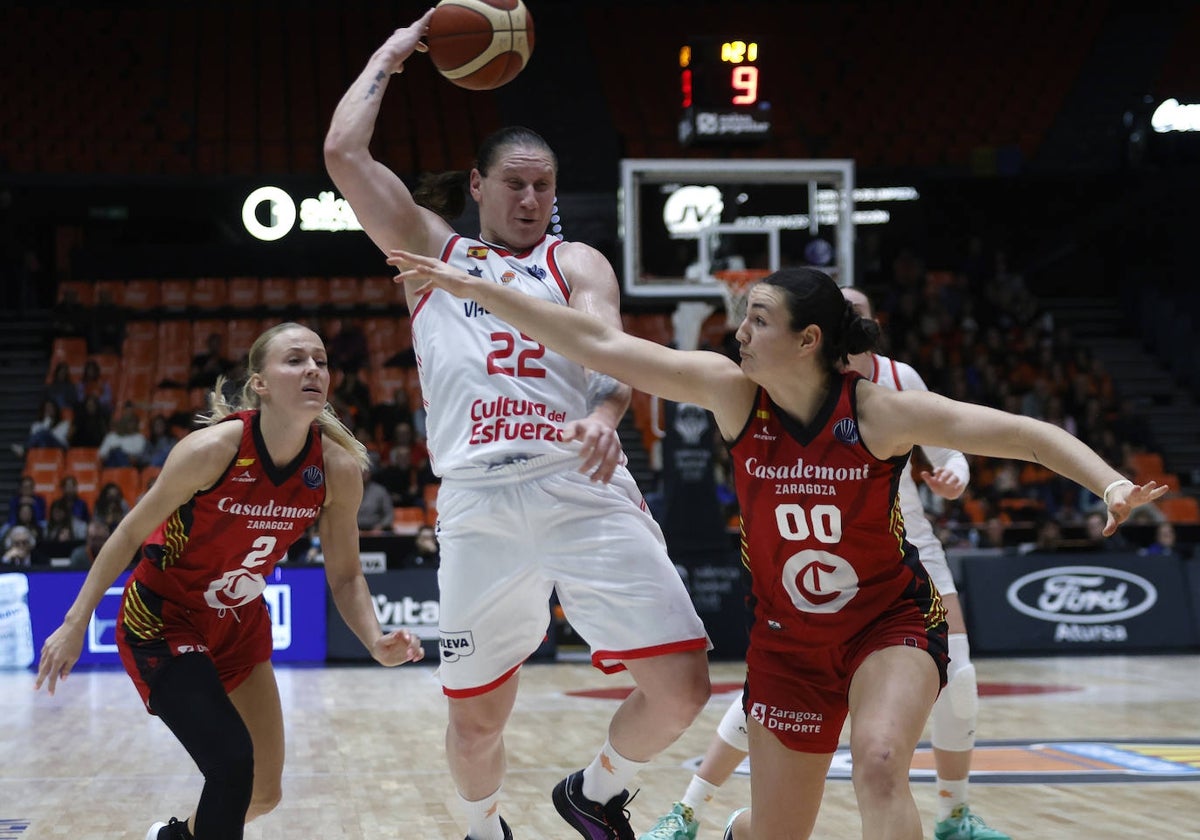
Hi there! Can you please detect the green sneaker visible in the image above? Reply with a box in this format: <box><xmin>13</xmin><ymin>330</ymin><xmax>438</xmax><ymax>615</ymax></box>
<box><xmin>933</xmin><ymin>806</ymin><xmax>1011</xmax><ymax>840</ymax></box>
<box><xmin>638</xmin><ymin>803</ymin><xmax>698</xmax><ymax>840</ymax></box>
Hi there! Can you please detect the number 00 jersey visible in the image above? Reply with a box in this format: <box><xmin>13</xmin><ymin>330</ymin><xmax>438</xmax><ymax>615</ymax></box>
<box><xmin>412</xmin><ymin>234</ymin><xmax>590</xmax><ymax>479</ymax></box>
<box><xmin>730</xmin><ymin>373</ymin><xmax>941</xmax><ymax>653</ymax></box>
<box><xmin>125</xmin><ymin>411</ymin><xmax>325</xmax><ymax>618</ymax></box>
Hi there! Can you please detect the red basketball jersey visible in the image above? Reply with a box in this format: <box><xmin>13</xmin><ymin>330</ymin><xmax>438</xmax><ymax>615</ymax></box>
<box><xmin>126</xmin><ymin>411</ymin><xmax>326</xmax><ymax>617</ymax></box>
<box><xmin>730</xmin><ymin>373</ymin><xmax>930</xmax><ymax>653</ymax></box>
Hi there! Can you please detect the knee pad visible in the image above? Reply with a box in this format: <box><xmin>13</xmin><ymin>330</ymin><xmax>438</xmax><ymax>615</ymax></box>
<box><xmin>930</xmin><ymin>663</ymin><xmax>978</xmax><ymax>752</ymax></box>
<box><xmin>716</xmin><ymin>693</ymin><xmax>749</xmax><ymax>753</ymax></box>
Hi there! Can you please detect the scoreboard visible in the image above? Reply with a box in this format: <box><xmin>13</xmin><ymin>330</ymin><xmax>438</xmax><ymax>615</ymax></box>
<box><xmin>679</xmin><ymin>37</ymin><xmax>772</xmax><ymax>145</ymax></box>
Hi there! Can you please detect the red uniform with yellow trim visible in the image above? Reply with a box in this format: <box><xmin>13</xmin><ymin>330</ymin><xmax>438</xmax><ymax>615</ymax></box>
<box><xmin>117</xmin><ymin>410</ymin><xmax>326</xmax><ymax>709</ymax></box>
<box><xmin>729</xmin><ymin>373</ymin><xmax>947</xmax><ymax>751</ymax></box>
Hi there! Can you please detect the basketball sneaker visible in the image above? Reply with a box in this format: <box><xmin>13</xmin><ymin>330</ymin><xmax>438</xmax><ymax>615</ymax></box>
<box><xmin>722</xmin><ymin>807</ymin><xmax>748</xmax><ymax>840</ymax></box>
<box><xmin>932</xmin><ymin>806</ymin><xmax>1011</xmax><ymax>840</ymax></box>
<box><xmin>146</xmin><ymin>817</ymin><xmax>192</xmax><ymax>840</ymax></box>
<box><xmin>552</xmin><ymin>769</ymin><xmax>635</xmax><ymax>840</ymax></box>
<box><xmin>638</xmin><ymin>802</ymin><xmax>698</xmax><ymax>840</ymax></box>
<box><xmin>465</xmin><ymin>815</ymin><xmax>513</xmax><ymax>840</ymax></box>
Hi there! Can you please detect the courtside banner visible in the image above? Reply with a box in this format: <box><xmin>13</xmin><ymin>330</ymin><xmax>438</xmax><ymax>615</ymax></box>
<box><xmin>325</xmin><ymin>568</ymin><xmax>441</xmax><ymax>662</ymax></box>
<box><xmin>960</xmin><ymin>552</ymin><xmax>1198</xmax><ymax>654</ymax></box>
<box><xmin>24</xmin><ymin>564</ymin><xmax>328</xmax><ymax>667</ymax></box>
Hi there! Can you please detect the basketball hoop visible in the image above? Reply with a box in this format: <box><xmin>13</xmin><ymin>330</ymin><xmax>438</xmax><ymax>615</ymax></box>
<box><xmin>714</xmin><ymin>269</ymin><xmax>771</xmax><ymax>329</ymax></box>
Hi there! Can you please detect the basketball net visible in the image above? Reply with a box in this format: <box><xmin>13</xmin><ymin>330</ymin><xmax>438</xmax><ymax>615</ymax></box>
<box><xmin>714</xmin><ymin>269</ymin><xmax>771</xmax><ymax>329</ymax></box>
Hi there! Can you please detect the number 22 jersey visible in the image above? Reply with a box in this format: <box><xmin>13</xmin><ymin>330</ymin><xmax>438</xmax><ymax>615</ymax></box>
<box><xmin>412</xmin><ymin>234</ymin><xmax>590</xmax><ymax>479</ymax></box>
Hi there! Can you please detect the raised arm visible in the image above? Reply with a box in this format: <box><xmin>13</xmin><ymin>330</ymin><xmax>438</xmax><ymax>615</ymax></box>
<box><xmin>34</xmin><ymin>424</ymin><xmax>238</xmax><ymax>694</ymax></box>
<box><xmin>323</xmin><ymin>11</ymin><xmax>452</xmax><ymax>260</ymax></box>
<box><xmin>388</xmin><ymin>249</ymin><xmax>756</xmax><ymax>436</ymax></box>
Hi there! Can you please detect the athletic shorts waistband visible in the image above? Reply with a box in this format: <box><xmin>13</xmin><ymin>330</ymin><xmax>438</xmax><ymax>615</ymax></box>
<box><xmin>439</xmin><ymin>453</ymin><xmax>580</xmax><ymax>488</ymax></box>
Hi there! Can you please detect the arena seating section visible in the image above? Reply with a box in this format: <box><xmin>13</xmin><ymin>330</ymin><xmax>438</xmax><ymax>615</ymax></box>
<box><xmin>0</xmin><ymin>1</ymin><xmax>1120</xmax><ymax>177</ymax></box>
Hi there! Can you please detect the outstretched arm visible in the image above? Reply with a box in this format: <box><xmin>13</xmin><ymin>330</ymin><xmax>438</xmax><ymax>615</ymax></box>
<box><xmin>388</xmin><ymin>249</ymin><xmax>756</xmax><ymax>436</ymax></box>
<box><xmin>861</xmin><ymin>386</ymin><xmax>1166</xmax><ymax>534</ymax></box>
<box><xmin>324</xmin><ymin>11</ymin><xmax>452</xmax><ymax>263</ymax></box>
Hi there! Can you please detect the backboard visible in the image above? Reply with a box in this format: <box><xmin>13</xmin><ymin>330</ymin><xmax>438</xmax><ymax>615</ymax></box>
<box><xmin>620</xmin><ymin>158</ymin><xmax>856</xmax><ymax>299</ymax></box>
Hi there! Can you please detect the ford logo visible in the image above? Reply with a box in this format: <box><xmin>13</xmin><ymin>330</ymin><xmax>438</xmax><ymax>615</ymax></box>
<box><xmin>1006</xmin><ymin>565</ymin><xmax>1157</xmax><ymax>624</ymax></box>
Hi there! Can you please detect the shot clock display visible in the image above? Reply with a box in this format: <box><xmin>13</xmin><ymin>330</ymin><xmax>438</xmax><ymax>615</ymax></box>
<box><xmin>679</xmin><ymin>37</ymin><xmax>772</xmax><ymax>145</ymax></box>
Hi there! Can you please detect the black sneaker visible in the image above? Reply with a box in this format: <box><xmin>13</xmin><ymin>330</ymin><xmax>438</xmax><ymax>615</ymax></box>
<box><xmin>552</xmin><ymin>770</ymin><xmax>635</xmax><ymax>840</ymax></box>
<box><xmin>465</xmin><ymin>815</ymin><xmax>514</xmax><ymax>840</ymax></box>
<box><xmin>145</xmin><ymin>817</ymin><xmax>192</xmax><ymax>840</ymax></box>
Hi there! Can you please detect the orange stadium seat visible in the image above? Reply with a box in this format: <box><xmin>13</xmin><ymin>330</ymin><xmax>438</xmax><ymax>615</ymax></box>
<box><xmin>328</xmin><ymin>276</ymin><xmax>361</xmax><ymax>306</ymax></box>
<box><xmin>1127</xmin><ymin>452</ymin><xmax>1164</xmax><ymax>477</ymax></box>
<box><xmin>89</xmin><ymin>353</ymin><xmax>121</xmax><ymax>387</ymax></box>
<box><xmin>94</xmin><ymin>280</ymin><xmax>125</xmax><ymax>307</ymax></box>
<box><xmin>57</xmin><ymin>280</ymin><xmax>94</xmax><ymax>307</ymax></box>
<box><xmin>294</xmin><ymin>276</ymin><xmax>329</xmax><ymax>309</ymax></box>
<box><xmin>48</xmin><ymin>336</ymin><xmax>88</xmax><ymax>381</ymax></box>
<box><xmin>122</xmin><ymin>279</ymin><xmax>161</xmax><ymax>310</ymax></box>
<box><xmin>392</xmin><ymin>506</ymin><xmax>426</xmax><ymax>535</ymax></box>
<box><xmin>228</xmin><ymin>277</ymin><xmax>263</xmax><ymax>309</ymax></box>
<box><xmin>190</xmin><ymin>319</ymin><xmax>228</xmax><ymax>354</ymax></box>
<box><xmin>226</xmin><ymin>318</ymin><xmax>266</xmax><ymax>360</ymax></box>
<box><xmin>25</xmin><ymin>448</ymin><xmax>65</xmax><ymax>498</ymax></box>
<box><xmin>64</xmin><ymin>447</ymin><xmax>101</xmax><ymax>509</ymax></box>
<box><xmin>260</xmin><ymin>277</ymin><xmax>292</xmax><ymax>309</ymax></box>
<box><xmin>191</xmin><ymin>277</ymin><xmax>228</xmax><ymax>309</ymax></box>
<box><xmin>360</xmin><ymin>275</ymin><xmax>398</xmax><ymax>308</ymax></box>
<box><xmin>100</xmin><ymin>466</ymin><xmax>141</xmax><ymax>507</ymax></box>
<box><xmin>159</xmin><ymin>278</ymin><xmax>192</xmax><ymax>310</ymax></box>
<box><xmin>1158</xmin><ymin>496</ymin><xmax>1200</xmax><ymax>525</ymax></box>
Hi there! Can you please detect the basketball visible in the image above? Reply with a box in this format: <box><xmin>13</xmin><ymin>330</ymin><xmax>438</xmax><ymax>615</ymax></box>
<box><xmin>426</xmin><ymin>0</ymin><xmax>535</xmax><ymax>91</ymax></box>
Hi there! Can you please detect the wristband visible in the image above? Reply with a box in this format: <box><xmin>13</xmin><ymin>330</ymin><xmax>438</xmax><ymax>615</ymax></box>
<box><xmin>1102</xmin><ymin>478</ymin><xmax>1134</xmax><ymax>506</ymax></box>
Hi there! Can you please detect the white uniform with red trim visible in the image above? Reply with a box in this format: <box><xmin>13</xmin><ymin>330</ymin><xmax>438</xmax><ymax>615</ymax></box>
<box><xmin>412</xmin><ymin>234</ymin><xmax>709</xmax><ymax>696</ymax></box>
<box><xmin>869</xmin><ymin>353</ymin><xmax>969</xmax><ymax>595</ymax></box>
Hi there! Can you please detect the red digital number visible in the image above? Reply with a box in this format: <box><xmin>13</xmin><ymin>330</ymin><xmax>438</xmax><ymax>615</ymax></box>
<box><xmin>681</xmin><ymin>69</ymin><xmax>693</xmax><ymax>109</ymax></box>
<box><xmin>731</xmin><ymin>65</ymin><xmax>758</xmax><ymax>106</ymax></box>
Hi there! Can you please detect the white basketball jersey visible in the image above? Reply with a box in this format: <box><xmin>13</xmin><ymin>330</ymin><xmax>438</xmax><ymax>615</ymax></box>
<box><xmin>870</xmin><ymin>353</ymin><xmax>970</xmax><ymax>563</ymax></box>
<box><xmin>412</xmin><ymin>234</ymin><xmax>590</xmax><ymax>479</ymax></box>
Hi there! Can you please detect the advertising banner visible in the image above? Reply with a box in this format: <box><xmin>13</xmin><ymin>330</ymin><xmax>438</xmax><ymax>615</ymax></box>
<box><xmin>22</xmin><ymin>565</ymin><xmax>328</xmax><ymax>668</ymax></box>
<box><xmin>961</xmin><ymin>552</ymin><xmax>1198</xmax><ymax>654</ymax></box>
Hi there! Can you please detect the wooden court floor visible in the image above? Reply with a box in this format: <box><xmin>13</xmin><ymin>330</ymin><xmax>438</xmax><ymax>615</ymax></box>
<box><xmin>3</xmin><ymin>654</ymin><xmax>1199</xmax><ymax>839</ymax></box>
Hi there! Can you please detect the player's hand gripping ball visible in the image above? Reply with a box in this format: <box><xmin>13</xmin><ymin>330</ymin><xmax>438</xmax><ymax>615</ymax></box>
<box><xmin>426</xmin><ymin>0</ymin><xmax>535</xmax><ymax>90</ymax></box>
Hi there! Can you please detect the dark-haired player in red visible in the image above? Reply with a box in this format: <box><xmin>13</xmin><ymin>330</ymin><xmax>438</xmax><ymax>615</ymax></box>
<box><xmin>388</xmin><ymin>252</ymin><xmax>1167</xmax><ymax>840</ymax></box>
<box><xmin>36</xmin><ymin>323</ymin><xmax>425</xmax><ymax>840</ymax></box>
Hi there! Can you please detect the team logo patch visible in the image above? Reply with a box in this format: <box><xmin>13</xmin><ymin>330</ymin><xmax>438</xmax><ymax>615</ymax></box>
<box><xmin>467</xmin><ymin>245</ymin><xmax>489</xmax><ymax>259</ymax></box>
<box><xmin>302</xmin><ymin>466</ymin><xmax>324</xmax><ymax>489</ymax></box>
<box><xmin>833</xmin><ymin>417</ymin><xmax>860</xmax><ymax>445</ymax></box>
<box><xmin>499</xmin><ymin>270</ymin><xmax>517</xmax><ymax>285</ymax></box>
<box><xmin>526</xmin><ymin>263</ymin><xmax>547</xmax><ymax>280</ymax></box>
<box><xmin>440</xmin><ymin>630</ymin><xmax>475</xmax><ymax>661</ymax></box>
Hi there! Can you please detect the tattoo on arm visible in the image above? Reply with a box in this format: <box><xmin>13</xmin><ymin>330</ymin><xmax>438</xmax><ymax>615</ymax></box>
<box><xmin>366</xmin><ymin>70</ymin><xmax>387</xmax><ymax>98</ymax></box>
<box><xmin>587</xmin><ymin>372</ymin><xmax>621</xmax><ymax>412</ymax></box>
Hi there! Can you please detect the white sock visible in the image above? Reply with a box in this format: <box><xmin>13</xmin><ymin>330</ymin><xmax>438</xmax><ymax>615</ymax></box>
<box><xmin>680</xmin><ymin>774</ymin><xmax>721</xmax><ymax>820</ymax></box>
<box><xmin>459</xmin><ymin>787</ymin><xmax>504</xmax><ymax>840</ymax></box>
<box><xmin>582</xmin><ymin>738</ymin><xmax>647</xmax><ymax>805</ymax></box>
<box><xmin>935</xmin><ymin>776</ymin><xmax>969</xmax><ymax>822</ymax></box>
